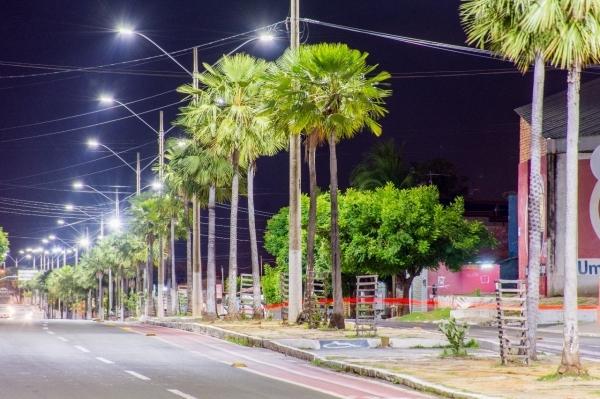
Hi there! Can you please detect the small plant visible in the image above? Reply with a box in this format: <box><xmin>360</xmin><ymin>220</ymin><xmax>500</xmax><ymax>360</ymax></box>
<box><xmin>438</xmin><ymin>317</ymin><xmax>470</xmax><ymax>357</ymax></box>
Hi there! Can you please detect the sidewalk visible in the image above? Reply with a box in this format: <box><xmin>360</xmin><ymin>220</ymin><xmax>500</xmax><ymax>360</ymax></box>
<box><xmin>539</xmin><ymin>321</ymin><xmax>600</xmax><ymax>337</ymax></box>
<box><xmin>144</xmin><ymin>317</ymin><xmax>600</xmax><ymax>399</ymax></box>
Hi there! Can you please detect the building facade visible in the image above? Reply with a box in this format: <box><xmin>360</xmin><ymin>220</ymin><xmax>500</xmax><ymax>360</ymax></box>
<box><xmin>516</xmin><ymin>79</ymin><xmax>600</xmax><ymax>296</ymax></box>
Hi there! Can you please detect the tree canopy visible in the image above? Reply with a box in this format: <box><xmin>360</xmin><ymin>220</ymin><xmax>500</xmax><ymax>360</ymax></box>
<box><xmin>0</xmin><ymin>227</ymin><xmax>8</xmax><ymax>264</ymax></box>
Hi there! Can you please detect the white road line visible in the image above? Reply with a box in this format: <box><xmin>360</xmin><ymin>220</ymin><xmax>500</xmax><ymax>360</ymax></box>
<box><xmin>124</xmin><ymin>370</ymin><xmax>150</xmax><ymax>381</ymax></box>
<box><xmin>96</xmin><ymin>357</ymin><xmax>114</xmax><ymax>364</ymax></box>
<box><xmin>57</xmin><ymin>336</ymin><xmax>68</xmax><ymax>342</ymax></box>
<box><xmin>42</xmin><ymin>327</ymin><xmax>48</xmax><ymax>330</ymax></box>
<box><xmin>167</xmin><ymin>389</ymin><xmax>198</xmax><ymax>399</ymax></box>
<box><xmin>47</xmin><ymin>331</ymin><xmax>55</xmax><ymax>335</ymax></box>
<box><xmin>74</xmin><ymin>345</ymin><xmax>90</xmax><ymax>353</ymax></box>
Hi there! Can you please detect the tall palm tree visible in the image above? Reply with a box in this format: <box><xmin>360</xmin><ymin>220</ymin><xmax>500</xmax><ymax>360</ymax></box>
<box><xmin>461</xmin><ymin>0</ymin><xmax>554</xmax><ymax>358</ymax></box>
<box><xmin>530</xmin><ymin>0</ymin><xmax>600</xmax><ymax>374</ymax></box>
<box><xmin>165</xmin><ymin>137</ymin><xmax>233</xmax><ymax>319</ymax></box>
<box><xmin>271</xmin><ymin>43</ymin><xmax>391</xmax><ymax>328</ymax></box>
<box><xmin>178</xmin><ymin>53</ymin><xmax>268</xmax><ymax>319</ymax></box>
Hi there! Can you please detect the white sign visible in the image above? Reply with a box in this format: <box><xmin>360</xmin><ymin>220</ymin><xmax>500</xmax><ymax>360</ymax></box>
<box><xmin>18</xmin><ymin>269</ymin><xmax>39</xmax><ymax>282</ymax></box>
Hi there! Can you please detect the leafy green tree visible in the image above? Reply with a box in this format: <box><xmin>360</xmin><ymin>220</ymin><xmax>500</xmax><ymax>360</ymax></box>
<box><xmin>340</xmin><ymin>185</ymin><xmax>494</xmax><ymax>314</ymax></box>
<box><xmin>0</xmin><ymin>227</ymin><xmax>9</xmax><ymax>264</ymax></box>
<box><xmin>275</xmin><ymin>43</ymin><xmax>391</xmax><ymax>328</ymax></box>
<box><xmin>350</xmin><ymin>140</ymin><xmax>414</xmax><ymax>190</ymax></box>
<box><xmin>47</xmin><ymin>266</ymin><xmax>84</xmax><ymax>319</ymax></box>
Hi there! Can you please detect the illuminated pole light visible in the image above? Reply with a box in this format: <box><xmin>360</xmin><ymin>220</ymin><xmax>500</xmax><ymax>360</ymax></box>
<box><xmin>65</xmin><ymin>204</ymin><xmax>75</xmax><ymax>211</ymax></box>
<box><xmin>72</xmin><ymin>181</ymin><xmax>84</xmax><ymax>190</ymax></box>
<box><xmin>57</xmin><ymin>219</ymin><xmax>65</xmax><ymax>225</ymax></box>
<box><xmin>86</xmin><ymin>138</ymin><xmax>100</xmax><ymax>149</ymax></box>
<box><xmin>78</xmin><ymin>237</ymin><xmax>90</xmax><ymax>249</ymax></box>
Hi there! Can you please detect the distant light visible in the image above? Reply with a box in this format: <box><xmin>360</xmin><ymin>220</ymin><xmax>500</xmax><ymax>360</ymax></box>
<box><xmin>52</xmin><ymin>246</ymin><xmax>62</xmax><ymax>254</ymax></box>
<box><xmin>73</xmin><ymin>181</ymin><xmax>84</xmax><ymax>190</ymax></box>
<box><xmin>215</xmin><ymin>97</ymin><xmax>226</xmax><ymax>107</ymax></box>
<box><xmin>108</xmin><ymin>217</ymin><xmax>121</xmax><ymax>231</ymax></box>
<box><xmin>258</xmin><ymin>33</ymin><xmax>275</xmax><ymax>42</ymax></box>
<box><xmin>35</xmin><ymin>247</ymin><xmax>43</xmax><ymax>253</ymax></box>
<box><xmin>25</xmin><ymin>248</ymin><xmax>32</xmax><ymax>253</ymax></box>
<box><xmin>87</xmin><ymin>138</ymin><xmax>100</xmax><ymax>148</ymax></box>
<box><xmin>177</xmin><ymin>139</ymin><xmax>187</xmax><ymax>148</ymax></box>
<box><xmin>480</xmin><ymin>263</ymin><xmax>495</xmax><ymax>270</ymax></box>
<box><xmin>48</xmin><ymin>235</ymin><xmax>56</xmax><ymax>241</ymax></box>
<box><xmin>57</xmin><ymin>219</ymin><xmax>65</xmax><ymax>225</ymax></box>
<box><xmin>44</xmin><ymin>250</ymin><xmax>49</xmax><ymax>255</ymax></box>
<box><xmin>66</xmin><ymin>249</ymin><xmax>72</xmax><ymax>255</ymax></box>
<box><xmin>65</xmin><ymin>204</ymin><xmax>74</xmax><ymax>211</ymax></box>
<box><xmin>25</xmin><ymin>254</ymin><xmax>32</xmax><ymax>260</ymax></box>
<box><xmin>41</xmin><ymin>239</ymin><xmax>49</xmax><ymax>244</ymax></box>
<box><xmin>78</xmin><ymin>237</ymin><xmax>90</xmax><ymax>248</ymax></box>
<box><xmin>116</xmin><ymin>26</ymin><xmax>135</xmax><ymax>35</ymax></box>
<box><xmin>98</xmin><ymin>95</ymin><xmax>114</xmax><ymax>105</ymax></box>
<box><xmin>18</xmin><ymin>250</ymin><xmax>24</xmax><ymax>255</ymax></box>
<box><xmin>151</xmin><ymin>181</ymin><xmax>163</xmax><ymax>191</ymax></box>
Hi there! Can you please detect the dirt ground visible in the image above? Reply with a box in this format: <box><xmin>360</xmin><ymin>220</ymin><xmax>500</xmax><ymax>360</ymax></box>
<box><xmin>347</xmin><ymin>356</ymin><xmax>600</xmax><ymax>399</ymax></box>
<box><xmin>193</xmin><ymin>318</ymin><xmax>443</xmax><ymax>340</ymax></box>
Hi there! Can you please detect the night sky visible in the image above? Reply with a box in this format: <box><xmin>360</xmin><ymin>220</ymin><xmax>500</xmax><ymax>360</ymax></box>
<box><xmin>0</xmin><ymin>1</ymin><xmax>571</xmax><ymax>271</ymax></box>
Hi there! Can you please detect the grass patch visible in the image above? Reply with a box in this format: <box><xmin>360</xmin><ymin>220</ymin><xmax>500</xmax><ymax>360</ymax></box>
<box><xmin>395</xmin><ymin>308</ymin><xmax>451</xmax><ymax>322</ymax></box>
<box><xmin>538</xmin><ymin>372</ymin><xmax>595</xmax><ymax>382</ymax></box>
<box><xmin>225</xmin><ymin>336</ymin><xmax>252</xmax><ymax>347</ymax></box>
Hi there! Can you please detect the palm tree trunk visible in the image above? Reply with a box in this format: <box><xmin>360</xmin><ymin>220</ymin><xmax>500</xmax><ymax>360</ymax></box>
<box><xmin>97</xmin><ymin>272</ymin><xmax>104</xmax><ymax>321</ymax></box>
<box><xmin>227</xmin><ymin>151</ymin><xmax>240</xmax><ymax>318</ymax></box>
<box><xmin>170</xmin><ymin>218</ymin><xmax>178</xmax><ymax>316</ymax></box>
<box><xmin>527</xmin><ymin>53</ymin><xmax>545</xmax><ymax>359</ymax></box>
<box><xmin>328</xmin><ymin>132</ymin><xmax>344</xmax><ymax>329</ymax></box>
<box><xmin>185</xmin><ymin>201</ymin><xmax>193</xmax><ymax>315</ymax></box>
<box><xmin>559</xmin><ymin>63</ymin><xmax>583</xmax><ymax>374</ymax></box>
<box><xmin>145</xmin><ymin>239</ymin><xmax>155</xmax><ymax>318</ymax></box>
<box><xmin>120</xmin><ymin>276</ymin><xmax>125</xmax><ymax>322</ymax></box>
<box><xmin>304</xmin><ymin>137</ymin><xmax>318</xmax><ymax>314</ymax></box>
<box><xmin>192</xmin><ymin>196</ymin><xmax>201</xmax><ymax>317</ymax></box>
<box><xmin>247</xmin><ymin>161</ymin><xmax>262</xmax><ymax>318</ymax></box>
<box><xmin>157</xmin><ymin>236</ymin><xmax>165</xmax><ymax>318</ymax></box>
<box><xmin>86</xmin><ymin>289</ymin><xmax>92</xmax><ymax>320</ymax></box>
<box><xmin>197</xmin><ymin>204</ymin><xmax>204</xmax><ymax>314</ymax></box>
<box><xmin>206</xmin><ymin>185</ymin><xmax>217</xmax><ymax>319</ymax></box>
<box><xmin>108</xmin><ymin>267</ymin><xmax>113</xmax><ymax>318</ymax></box>
<box><xmin>288</xmin><ymin>134</ymin><xmax>303</xmax><ymax>322</ymax></box>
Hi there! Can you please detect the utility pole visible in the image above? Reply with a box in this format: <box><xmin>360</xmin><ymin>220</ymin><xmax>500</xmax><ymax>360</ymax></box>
<box><xmin>115</xmin><ymin>188</ymin><xmax>120</xmax><ymax>218</ymax></box>
<box><xmin>136</xmin><ymin>152</ymin><xmax>141</xmax><ymax>196</ymax></box>
<box><xmin>191</xmin><ymin>47</ymin><xmax>202</xmax><ymax>318</ymax></box>
<box><xmin>157</xmin><ymin>110</ymin><xmax>165</xmax><ymax>318</ymax></box>
<box><xmin>288</xmin><ymin>0</ymin><xmax>302</xmax><ymax>323</ymax></box>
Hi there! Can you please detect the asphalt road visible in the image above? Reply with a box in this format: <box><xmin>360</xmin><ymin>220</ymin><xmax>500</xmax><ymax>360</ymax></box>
<box><xmin>378</xmin><ymin>320</ymin><xmax>600</xmax><ymax>362</ymax></box>
<box><xmin>0</xmin><ymin>307</ymin><xmax>432</xmax><ymax>399</ymax></box>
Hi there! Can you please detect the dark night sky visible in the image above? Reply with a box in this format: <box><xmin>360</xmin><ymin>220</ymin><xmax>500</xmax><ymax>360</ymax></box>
<box><xmin>0</xmin><ymin>1</ymin><xmax>572</xmax><ymax>271</ymax></box>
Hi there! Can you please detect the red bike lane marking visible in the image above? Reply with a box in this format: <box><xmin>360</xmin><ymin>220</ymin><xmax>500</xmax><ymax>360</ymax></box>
<box><xmin>128</xmin><ymin>323</ymin><xmax>431</xmax><ymax>399</ymax></box>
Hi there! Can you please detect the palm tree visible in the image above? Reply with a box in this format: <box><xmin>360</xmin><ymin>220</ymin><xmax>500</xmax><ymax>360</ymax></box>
<box><xmin>178</xmin><ymin>53</ymin><xmax>268</xmax><ymax>319</ymax></box>
<box><xmin>350</xmin><ymin>139</ymin><xmax>415</xmax><ymax>190</ymax></box>
<box><xmin>165</xmin><ymin>137</ymin><xmax>233</xmax><ymax>319</ymax></box>
<box><xmin>530</xmin><ymin>0</ymin><xmax>600</xmax><ymax>374</ymax></box>
<box><xmin>461</xmin><ymin>0</ymin><xmax>553</xmax><ymax>359</ymax></box>
<box><xmin>271</xmin><ymin>43</ymin><xmax>390</xmax><ymax>329</ymax></box>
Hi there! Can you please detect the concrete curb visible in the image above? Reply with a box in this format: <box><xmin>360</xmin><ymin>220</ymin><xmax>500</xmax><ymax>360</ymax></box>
<box><xmin>145</xmin><ymin>319</ymin><xmax>499</xmax><ymax>399</ymax></box>
<box><xmin>538</xmin><ymin>328</ymin><xmax>600</xmax><ymax>338</ymax></box>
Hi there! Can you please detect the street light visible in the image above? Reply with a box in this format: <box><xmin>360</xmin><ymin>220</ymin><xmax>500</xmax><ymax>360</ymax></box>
<box><xmin>78</xmin><ymin>237</ymin><xmax>90</xmax><ymax>249</ymax></box>
<box><xmin>72</xmin><ymin>181</ymin><xmax>84</xmax><ymax>190</ymax></box>
<box><xmin>65</xmin><ymin>204</ymin><xmax>75</xmax><ymax>211</ymax></box>
<box><xmin>57</xmin><ymin>219</ymin><xmax>65</xmax><ymax>225</ymax></box>
<box><xmin>86</xmin><ymin>138</ymin><xmax>140</xmax><ymax>194</ymax></box>
<box><xmin>107</xmin><ymin>217</ymin><xmax>121</xmax><ymax>231</ymax></box>
<box><xmin>48</xmin><ymin>235</ymin><xmax>56</xmax><ymax>241</ymax></box>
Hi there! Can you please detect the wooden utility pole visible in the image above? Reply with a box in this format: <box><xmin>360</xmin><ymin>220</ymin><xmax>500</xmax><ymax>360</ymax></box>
<box><xmin>288</xmin><ymin>0</ymin><xmax>302</xmax><ymax>323</ymax></box>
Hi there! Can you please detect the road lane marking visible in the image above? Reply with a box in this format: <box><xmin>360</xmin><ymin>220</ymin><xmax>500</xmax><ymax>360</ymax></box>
<box><xmin>47</xmin><ymin>331</ymin><xmax>55</xmax><ymax>335</ymax></box>
<box><xmin>57</xmin><ymin>336</ymin><xmax>68</xmax><ymax>342</ymax></box>
<box><xmin>124</xmin><ymin>370</ymin><xmax>150</xmax><ymax>381</ymax></box>
<box><xmin>74</xmin><ymin>345</ymin><xmax>90</xmax><ymax>353</ymax></box>
<box><xmin>42</xmin><ymin>327</ymin><xmax>48</xmax><ymax>330</ymax></box>
<box><xmin>167</xmin><ymin>389</ymin><xmax>198</xmax><ymax>399</ymax></box>
<box><xmin>96</xmin><ymin>357</ymin><xmax>114</xmax><ymax>364</ymax></box>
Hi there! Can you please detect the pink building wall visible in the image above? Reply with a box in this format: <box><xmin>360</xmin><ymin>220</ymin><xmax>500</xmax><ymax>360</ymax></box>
<box><xmin>427</xmin><ymin>264</ymin><xmax>500</xmax><ymax>296</ymax></box>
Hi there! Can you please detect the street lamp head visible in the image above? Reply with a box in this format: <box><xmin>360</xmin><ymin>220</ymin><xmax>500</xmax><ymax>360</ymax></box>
<box><xmin>52</xmin><ymin>246</ymin><xmax>62</xmax><ymax>254</ymax></box>
<box><xmin>258</xmin><ymin>33</ymin><xmax>275</xmax><ymax>42</ymax></box>
<box><xmin>26</xmin><ymin>248</ymin><xmax>32</xmax><ymax>253</ymax></box>
<box><xmin>41</xmin><ymin>239</ymin><xmax>49</xmax><ymax>244</ymax></box>
<box><xmin>48</xmin><ymin>235</ymin><xmax>56</xmax><ymax>241</ymax></box>
<box><xmin>116</xmin><ymin>26</ymin><xmax>135</xmax><ymax>35</ymax></box>
<box><xmin>108</xmin><ymin>217</ymin><xmax>122</xmax><ymax>231</ymax></box>
<box><xmin>18</xmin><ymin>250</ymin><xmax>24</xmax><ymax>255</ymax></box>
<box><xmin>177</xmin><ymin>139</ymin><xmax>187</xmax><ymax>149</ymax></box>
<box><xmin>151</xmin><ymin>181</ymin><xmax>163</xmax><ymax>191</ymax></box>
<box><xmin>87</xmin><ymin>138</ymin><xmax>100</xmax><ymax>148</ymax></box>
<box><xmin>65</xmin><ymin>204</ymin><xmax>74</xmax><ymax>211</ymax></box>
<box><xmin>44</xmin><ymin>250</ymin><xmax>49</xmax><ymax>255</ymax></box>
<box><xmin>73</xmin><ymin>181</ymin><xmax>84</xmax><ymax>190</ymax></box>
<box><xmin>57</xmin><ymin>219</ymin><xmax>65</xmax><ymax>225</ymax></box>
<box><xmin>78</xmin><ymin>237</ymin><xmax>90</xmax><ymax>248</ymax></box>
<box><xmin>98</xmin><ymin>94</ymin><xmax>114</xmax><ymax>105</ymax></box>
<box><xmin>25</xmin><ymin>254</ymin><xmax>32</xmax><ymax>260</ymax></box>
